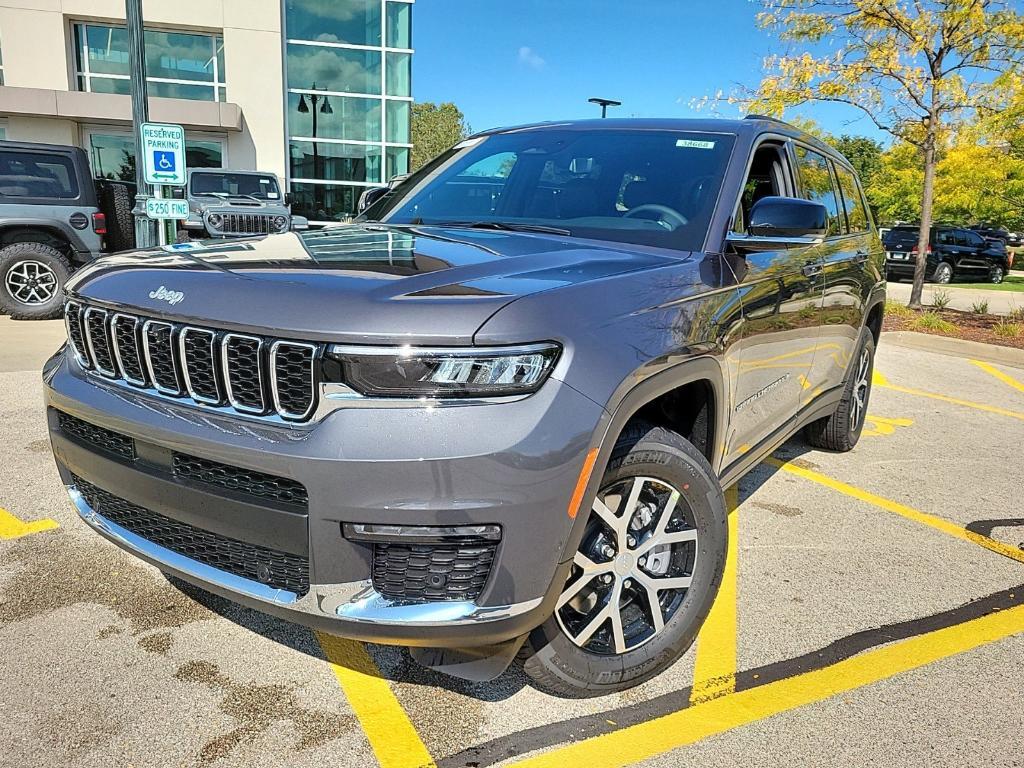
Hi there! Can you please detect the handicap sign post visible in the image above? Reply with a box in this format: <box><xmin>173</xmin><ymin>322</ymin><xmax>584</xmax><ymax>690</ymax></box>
<box><xmin>140</xmin><ymin>123</ymin><xmax>188</xmax><ymax>246</ymax></box>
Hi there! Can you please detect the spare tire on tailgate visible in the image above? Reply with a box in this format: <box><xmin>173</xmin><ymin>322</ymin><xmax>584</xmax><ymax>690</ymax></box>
<box><xmin>96</xmin><ymin>179</ymin><xmax>137</xmax><ymax>252</ymax></box>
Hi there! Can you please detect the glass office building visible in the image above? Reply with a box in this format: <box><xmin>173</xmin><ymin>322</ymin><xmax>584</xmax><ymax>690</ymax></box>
<box><xmin>284</xmin><ymin>0</ymin><xmax>413</xmax><ymax>222</ymax></box>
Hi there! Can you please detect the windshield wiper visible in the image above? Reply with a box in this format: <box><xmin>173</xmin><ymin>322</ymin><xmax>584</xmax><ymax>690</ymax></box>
<box><xmin>431</xmin><ymin>221</ymin><xmax>572</xmax><ymax>236</ymax></box>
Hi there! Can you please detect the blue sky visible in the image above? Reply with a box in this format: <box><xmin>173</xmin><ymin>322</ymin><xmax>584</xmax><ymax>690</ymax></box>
<box><xmin>413</xmin><ymin>0</ymin><xmax>887</xmax><ymax>142</ymax></box>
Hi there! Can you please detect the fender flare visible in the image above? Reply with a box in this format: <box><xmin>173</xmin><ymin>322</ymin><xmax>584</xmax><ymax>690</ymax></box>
<box><xmin>0</xmin><ymin>218</ymin><xmax>89</xmax><ymax>254</ymax></box>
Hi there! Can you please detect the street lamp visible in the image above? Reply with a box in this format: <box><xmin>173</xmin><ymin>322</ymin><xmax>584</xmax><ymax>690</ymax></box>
<box><xmin>588</xmin><ymin>97</ymin><xmax>622</xmax><ymax>118</ymax></box>
<box><xmin>297</xmin><ymin>83</ymin><xmax>333</xmax><ymax>214</ymax></box>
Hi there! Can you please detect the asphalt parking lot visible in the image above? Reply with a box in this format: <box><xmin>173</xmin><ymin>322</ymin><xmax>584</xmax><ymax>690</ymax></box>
<box><xmin>2</xmin><ymin>317</ymin><xmax>1023</xmax><ymax>768</ymax></box>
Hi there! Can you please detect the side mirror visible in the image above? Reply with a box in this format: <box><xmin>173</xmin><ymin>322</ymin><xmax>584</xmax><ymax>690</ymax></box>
<box><xmin>357</xmin><ymin>186</ymin><xmax>390</xmax><ymax>214</ymax></box>
<box><xmin>728</xmin><ymin>196</ymin><xmax>828</xmax><ymax>252</ymax></box>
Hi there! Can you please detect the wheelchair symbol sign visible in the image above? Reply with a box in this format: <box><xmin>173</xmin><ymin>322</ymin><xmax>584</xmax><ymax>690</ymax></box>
<box><xmin>154</xmin><ymin>151</ymin><xmax>175</xmax><ymax>172</ymax></box>
<box><xmin>141</xmin><ymin>122</ymin><xmax>187</xmax><ymax>185</ymax></box>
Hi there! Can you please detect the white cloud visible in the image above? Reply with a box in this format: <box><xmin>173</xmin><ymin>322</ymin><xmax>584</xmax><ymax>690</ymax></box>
<box><xmin>518</xmin><ymin>46</ymin><xmax>546</xmax><ymax>70</ymax></box>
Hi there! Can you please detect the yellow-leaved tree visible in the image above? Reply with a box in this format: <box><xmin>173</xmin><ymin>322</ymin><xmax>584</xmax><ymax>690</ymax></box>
<box><xmin>741</xmin><ymin>0</ymin><xmax>1024</xmax><ymax>307</ymax></box>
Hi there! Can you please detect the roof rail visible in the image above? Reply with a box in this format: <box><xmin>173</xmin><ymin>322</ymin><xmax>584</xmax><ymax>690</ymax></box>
<box><xmin>743</xmin><ymin>114</ymin><xmax>793</xmax><ymax>127</ymax></box>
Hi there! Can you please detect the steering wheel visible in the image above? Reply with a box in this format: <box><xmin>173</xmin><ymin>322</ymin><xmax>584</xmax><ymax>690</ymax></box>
<box><xmin>623</xmin><ymin>204</ymin><xmax>689</xmax><ymax>230</ymax></box>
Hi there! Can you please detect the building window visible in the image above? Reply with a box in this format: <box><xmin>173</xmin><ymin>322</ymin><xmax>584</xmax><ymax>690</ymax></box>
<box><xmin>0</xmin><ymin>33</ymin><xmax>5</xmax><ymax>86</ymax></box>
<box><xmin>74</xmin><ymin>23</ymin><xmax>226</xmax><ymax>102</ymax></box>
<box><xmin>85</xmin><ymin>131</ymin><xmax>224</xmax><ymax>180</ymax></box>
<box><xmin>284</xmin><ymin>0</ymin><xmax>413</xmax><ymax>223</ymax></box>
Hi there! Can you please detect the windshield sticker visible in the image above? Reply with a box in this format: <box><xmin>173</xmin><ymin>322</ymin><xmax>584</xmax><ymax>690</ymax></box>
<box><xmin>267</xmin><ymin>192</ymin><xmax>279</xmax><ymax>198</ymax></box>
<box><xmin>676</xmin><ymin>139</ymin><xmax>716</xmax><ymax>149</ymax></box>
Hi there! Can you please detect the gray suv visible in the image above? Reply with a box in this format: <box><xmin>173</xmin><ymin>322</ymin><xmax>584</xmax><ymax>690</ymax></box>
<box><xmin>44</xmin><ymin>118</ymin><xmax>884</xmax><ymax>696</ymax></box>
<box><xmin>177</xmin><ymin>169</ymin><xmax>308</xmax><ymax>240</ymax></box>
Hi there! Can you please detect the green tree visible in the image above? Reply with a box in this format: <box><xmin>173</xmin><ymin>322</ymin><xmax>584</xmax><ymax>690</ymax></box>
<box><xmin>410</xmin><ymin>102</ymin><xmax>469</xmax><ymax>172</ymax></box>
<box><xmin>831</xmin><ymin>136</ymin><xmax>884</xmax><ymax>190</ymax></box>
<box><xmin>741</xmin><ymin>0</ymin><xmax>1024</xmax><ymax>307</ymax></box>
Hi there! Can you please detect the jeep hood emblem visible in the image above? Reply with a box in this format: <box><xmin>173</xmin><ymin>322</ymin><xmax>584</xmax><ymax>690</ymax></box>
<box><xmin>149</xmin><ymin>286</ymin><xmax>185</xmax><ymax>306</ymax></box>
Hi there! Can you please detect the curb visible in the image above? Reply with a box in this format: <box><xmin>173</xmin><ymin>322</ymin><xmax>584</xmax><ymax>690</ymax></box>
<box><xmin>882</xmin><ymin>330</ymin><xmax>1024</xmax><ymax>368</ymax></box>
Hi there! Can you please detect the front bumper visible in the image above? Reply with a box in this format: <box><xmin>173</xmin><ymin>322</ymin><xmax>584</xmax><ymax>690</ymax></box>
<box><xmin>45</xmin><ymin>352</ymin><xmax>606</xmax><ymax>647</ymax></box>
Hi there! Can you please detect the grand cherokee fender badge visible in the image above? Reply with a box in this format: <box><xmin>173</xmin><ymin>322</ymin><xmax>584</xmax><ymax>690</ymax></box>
<box><xmin>735</xmin><ymin>374</ymin><xmax>791</xmax><ymax>412</ymax></box>
<box><xmin>149</xmin><ymin>286</ymin><xmax>185</xmax><ymax>306</ymax></box>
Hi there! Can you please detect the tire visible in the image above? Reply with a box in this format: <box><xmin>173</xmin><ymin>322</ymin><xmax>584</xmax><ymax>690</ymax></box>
<box><xmin>803</xmin><ymin>330</ymin><xmax>875</xmax><ymax>452</ymax></box>
<box><xmin>933</xmin><ymin>262</ymin><xmax>953</xmax><ymax>284</ymax></box>
<box><xmin>97</xmin><ymin>180</ymin><xmax>136</xmax><ymax>252</ymax></box>
<box><xmin>990</xmin><ymin>265</ymin><xmax>1005</xmax><ymax>284</ymax></box>
<box><xmin>520</xmin><ymin>422</ymin><xmax>728</xmax><ymax>697</ymax></box>
<box><xmin>175</xmin><ymin>228</ymin><xmax>192</xmax><ymax>244</ymax></box>
<box><xmin>0</xmin><ymin>242</ymin><xmax>72</xmax><ymax>320</ymax></box>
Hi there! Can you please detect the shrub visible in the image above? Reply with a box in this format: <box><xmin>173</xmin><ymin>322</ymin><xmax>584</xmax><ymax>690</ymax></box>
<box><xmin>993</xmin><ymin>322</ymin><xmax>1024</xmax><ymax>339</ymax></box>
<box><xmin>970</xmin><ymin>299</ymin><xmax>990</xmax><ymax>314</ymax></box>
<box><xmin>884</xmin><ymin>299</ymin><xmax>914</xmax><ymax>319</ymax></box>
<box><xmin>910</xmin><ymin>311</ymin><xmax>957</xmax><ymax>334</ymax></box>
<box><xmin>931</xmin><ymin>290</ymin><xmax>952</xmax><ymax>310</ymax></box>
<box><xmin>1009</xmin><ymin>307</ymin><xmax>1024</xmax><ymax>323</ymax></box>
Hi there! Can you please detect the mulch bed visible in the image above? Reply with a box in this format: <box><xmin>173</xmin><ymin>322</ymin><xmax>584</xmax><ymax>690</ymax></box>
<box><xmin>883</xmin><ymin>307</ymin><xmax>1024</xmax><ymax>350</ymax></box>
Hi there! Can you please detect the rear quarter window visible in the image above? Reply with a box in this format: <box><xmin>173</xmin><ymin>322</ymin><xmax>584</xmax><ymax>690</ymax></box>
<box><xmin>834</xmin><ymin>164</ymin><xmax>869</xmax><ymax>233</ymax></box>
<box><xmin>0</xmin><ymin>150</ymin><xmax>80</xmax><ymax>200</ymax></box>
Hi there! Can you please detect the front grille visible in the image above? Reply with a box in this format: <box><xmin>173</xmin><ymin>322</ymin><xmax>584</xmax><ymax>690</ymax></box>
<box><xmin>58</xmin><ymin>411</ymin><xmax>135</xmax><ymax>460</ymax></box>
<box><xmin>172</xmin><ymin>453</ymin><xmax>308</xmax><ymax>508</ymax></box>
<box><xmin>66</xmin><ymin>302</ymin><xmax>319</xmax><ymax>422</ymax></box>
<box><xmin>372</xmin><ymin>540</ymin><xmax>497</xmax><ymax>602</ymax></box>
<box><xmin>211</xmin><ymin>213</ymin><xmax>276</xmax><ymax>236</ymax></box>
<box><xmin>74</xmin><ymin>474</ymin><xmax>310</xmax><ymax>597</ymax></box>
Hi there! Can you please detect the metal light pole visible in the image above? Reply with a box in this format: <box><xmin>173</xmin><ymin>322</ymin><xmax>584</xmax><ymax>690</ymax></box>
<box><xmin>588</xmin><ymin>97</ymin><xmax>622</xmax><ymax>118</ymax></box>
<box><xmin>126</xmin><ymin>0</ymin><xmax>156</xmax><ymax>248</ymax></box>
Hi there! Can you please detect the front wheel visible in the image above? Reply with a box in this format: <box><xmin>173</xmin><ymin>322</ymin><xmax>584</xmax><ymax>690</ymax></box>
<box><xmin>520</xmin><ymin>422</ymin><xmax>727</xmax><ymax>697</ymax></box>
<box><xmin>803</xmin><ymin>330</ymin><xmax>875</xmax><ymax>452</ymax></box>
<box><xmin>0</xmin><ymin>242</ymin><xmax>72</xmax><ymax>320</ymax></box>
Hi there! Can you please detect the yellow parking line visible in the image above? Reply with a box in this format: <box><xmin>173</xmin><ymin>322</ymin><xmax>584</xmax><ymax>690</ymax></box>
<box><xmin>765</xmin><ymin>458</ymin><xmax>1024</xmax><ymax>565</ymax></box>
<box><xmin>690</xmin><ymin>485</ymin><xmax>739</xmax><ymax>704</ymax></box>
<box><xmin>971</xmin><ymin>360</ymin><xmax>1024</xmax><ymax>395</ymax></box>
<box><xmin>317</xmin><ymin>632</ymin><xmax>435</xmax><ymax>768</ymax></box>
<box><xmin>872</xmin><ymin>370</ymin><xmax>1024</xmax><ymax>422</ymax></box>
<box><xmin>0</xmin><ymin>507</ymin><xmax>58</xmax><ymax>540</ymax></box>
<box><xmin>509</xmin><ymin>601</ymin><xmax>1024</xmax><ymax>768</ymax></box>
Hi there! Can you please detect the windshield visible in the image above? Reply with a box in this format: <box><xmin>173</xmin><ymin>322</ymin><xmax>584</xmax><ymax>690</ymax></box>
<box><xmin>361</xmin><ymin>129</ymin><xmax>736</xmax><ymax>252</ymax></box>
<box><xmin>190</xmin><ymin>172</ymin><xmax>281</xmax><ymax>200</ymax></box>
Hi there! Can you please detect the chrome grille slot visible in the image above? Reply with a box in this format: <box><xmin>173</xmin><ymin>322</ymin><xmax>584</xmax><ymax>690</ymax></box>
<box><xmin>65</xmin><ymin>301</ymin><xmax>90</xmax><ymax>367</ymax></box>
<box><xmin>213</xmin><ymin>213</ymin><xmax>274</xmax><ymax>236</ymax></box>
<box><xmin>111</xmin><ymin>313</ymin><xmax>147</xmax><ymax>386</ymax></box>
<box><xmin>143</xmin><ymin>321</ymin><xmax>181</xmax><ymax>395</ymax></box>
<box><xmin>66</xmin><ymin>300</ymin><xmax>319</xmax><ymax>421</ymax></box>
<box><xmin>179</xmin><ymin>327</ymin><xmax>221</xmax><ymax>404</ymax></box>
<box><xmin>84</xmin><ymin>307</ymin><xmax>116</xmax><ymax>377</ymax></box>
<box><xmin>271</xmin><ymin>341</ymin><xmax>317</xmax><ymax>420</ymax></box>
<box><xmin>222</xmin><ymin>334</ymin><xmax>264</xmax><ymax>413</ymax></box>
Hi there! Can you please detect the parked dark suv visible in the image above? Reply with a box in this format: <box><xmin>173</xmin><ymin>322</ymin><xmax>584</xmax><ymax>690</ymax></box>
<box><xmin>884</xmin><ymin>225</ymin><xmax>1010</xmax><ymax>284</ymax></box>
<box><xmin>45</xmin><ymin>118</ymin><xmax>884</xmax><ymax>696</ymax></box>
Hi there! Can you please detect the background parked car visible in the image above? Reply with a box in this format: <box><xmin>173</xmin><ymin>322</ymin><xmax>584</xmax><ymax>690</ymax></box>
<box><xmin>883</xmin><ymin>225</ymin><xmax>1010</xmax><ymax>284</ymax></box>
<box><xmin>175</xmin><ymin>169</ymin><xmax>308</xmax><ymax>241</ymax></box>
<box><xmin>0</xmin><ymin>140</ymin><xmax>134</xmax><ymax>319</ymax></box>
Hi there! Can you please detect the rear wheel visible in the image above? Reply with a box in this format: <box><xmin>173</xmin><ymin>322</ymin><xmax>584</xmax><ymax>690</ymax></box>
<box><xmin>0</xmin><ymin>242</ymin><xmax>71</xmax><ymax>320</ymax></box>
<box><xmin>933</xmin><ymin>261</ymin><xmax>953</xmax><ymax>284</ymax></box>
<box><xmin>521</xmin><ymin>422</ymin><xmax>727</xmax><ymax>697</ymax></box>
<box><xmin>803</xmin><ymin>330</ymin><xmax>875</xmax><ymax>452</ymax></box>
<box><xmin>990</xmin><ymin>265</ymin><xmax>1005</xmax><ymax>284</ymax></box>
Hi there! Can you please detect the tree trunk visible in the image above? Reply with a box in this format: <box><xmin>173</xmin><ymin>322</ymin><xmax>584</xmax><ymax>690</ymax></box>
<box><xmin>909</xmin><ymin>126</ymin><xmax>938</xmax><ymax>308</ymax></box>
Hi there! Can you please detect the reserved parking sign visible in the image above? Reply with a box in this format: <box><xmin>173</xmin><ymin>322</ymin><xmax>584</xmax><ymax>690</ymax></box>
<box><xmin>141</xmin><ymin>123</ymin><xmax>187</xmax><ymax>186</ymax></box>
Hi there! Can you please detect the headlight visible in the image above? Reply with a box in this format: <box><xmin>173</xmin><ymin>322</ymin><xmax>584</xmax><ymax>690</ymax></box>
<box><xmin>327</xmin><ymin>343</ymin><xmax>561</xmax><ymax>398</ymax></box>
<box><xmin>273</xmin><ymin>215</ymin><xmax>289</xmax><ymax>231</ymax></box>
<box><xmin>207</xmin><ymin>213</ymin><xmax>223</xmax><ymax>228</ymax></box>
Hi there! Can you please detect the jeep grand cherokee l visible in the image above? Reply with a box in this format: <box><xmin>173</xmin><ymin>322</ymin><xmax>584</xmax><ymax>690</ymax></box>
<box><xmin>45</xmin><ymin>117</ymin><xmax>884</xmax><ymax>697</ymax></box>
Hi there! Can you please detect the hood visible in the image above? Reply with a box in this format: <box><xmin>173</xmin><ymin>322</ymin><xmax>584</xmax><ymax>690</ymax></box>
<box><xmin>68</xmin><ymin>224</ymin><xmax>687</xmax><ymax>344</ymax></box>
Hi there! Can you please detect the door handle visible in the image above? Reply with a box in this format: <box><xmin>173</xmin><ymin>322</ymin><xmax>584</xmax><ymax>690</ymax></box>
<box><xmin>802</xmin><ymin>261</ymin><xmax>823</xmax><ymax>277</ymax></box>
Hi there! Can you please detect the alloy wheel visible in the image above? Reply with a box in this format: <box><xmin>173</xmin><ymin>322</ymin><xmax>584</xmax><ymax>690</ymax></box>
<box><xmin>935</xmin><ymin>263</ymin><xmax>953</xmax><ymax>283</ymax></box>
<box><xmin>991</xmin><ymin>267</ymin><xmax>1004</xmax><ymax>284</ymax></box>
<box><xmin>4</xmin><ymin>260</ymin><xmax>59</xmax><ymax>306</ymax></box>
<box><xmin>556</xmin><ymin>476</ymin><xmax>698</xmax><ymax>655</ymax></box>
<box><xmin>850</xmin><ymin>345</ymin><xmax>871</xmax><ymax>430</ymax></box>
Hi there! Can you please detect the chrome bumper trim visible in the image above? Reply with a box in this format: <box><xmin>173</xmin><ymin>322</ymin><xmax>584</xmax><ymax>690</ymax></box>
<box><xmin>67</xmin><ymin>483</ymin><xmax>542</xmax><ymax>627</ymax></box>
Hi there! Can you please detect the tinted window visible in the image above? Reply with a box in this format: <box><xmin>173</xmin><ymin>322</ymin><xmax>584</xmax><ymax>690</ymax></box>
<box><xmin>365</xmin><ymin>130</ymin><xmax>737</xmax><ymax>252</ymax></box>
<box><xmin>795</xmin><ymin>146</ymin><xmax>841</xmax><ymax>236</ymax></box>
<box><xmin>835</xmin><ymin>164</ymin><xmax>868</xmax><ymax>233</ymax></box>
<box><xmin>958</xmin><ymin>230</ymin><xmax>985</xmax><ymax>247</ymax></box>
<box><xmin>883</xmin><ymin>227</ymin><xmax>925</xmax><ymax>248</ymax></box>
<box><xmin>937</xmin><ymin>230</ymin><xmax>957</xmax><ymax>246</ymax></box>
<box><xmin>190</xmin><ymin>172</ymin><xmax>280</xmax><ymax>200</ymax></box>
<box><xmin>0</xmin><ymin>151</ymin><xmax>79</xmax><ymax>199</ymax></box>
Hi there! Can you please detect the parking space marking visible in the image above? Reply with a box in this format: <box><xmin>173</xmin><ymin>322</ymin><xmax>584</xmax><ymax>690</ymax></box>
<box><xmin>506</xmin><ymin>601</ymin><xmax>1024</xmax><ymax>768</ymax></box>
<box><xmin>317</xmin><ymin>632</ymin><xmax>435</xmax><ymax>768</ymax></box>
<box><xmin>690</xmin><ymin>485</ymin><xmax>739</xmax><ymax>704</ymax></box>
<box><xmin>971</xmin><ymin>360</ymin><xmax>1024</xmax><ymax>395</ymax></box>
<box><xmin>0</xmin><ymin>506</ymin><xmax>58</xmax><ymax>540</ymax></box>
<box><xmin>873</xmin><ymin>370</ymin><xmax>1024</xmax><ymax>421</ymax></box>
<box><xmin>766</xmin><ymin>457</ymin><xmax>1024</xmax><ymax>565</ymax></box>
<box><xmin>860</xmin><ymin>415</ymin><xmax>913</xmax><ymax>437</ymax></box>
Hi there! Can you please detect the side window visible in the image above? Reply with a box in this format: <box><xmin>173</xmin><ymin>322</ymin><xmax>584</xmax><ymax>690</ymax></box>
<box><xmin>794</xmin><ymin>146</ymin><xmax>841</xmax><ymax>236</ymax></box>
<box><xmin>960</xmin><ymin>230</ymin><xmax>985</xmax><ymax>248</ymax></box>
<box><xmin>835</xmin><ymin>164</ymin><xmax>868</xmax><ymax>233</ymax></box>
<box><xmin>938</xmin><ymin>230</ymin><xmax>957</xmax><ymax>246</ymax></box>
<box><xmin>0</xmin><ymin>151</ymin><xmax>80</xmax><ymax>199</ymax></box>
